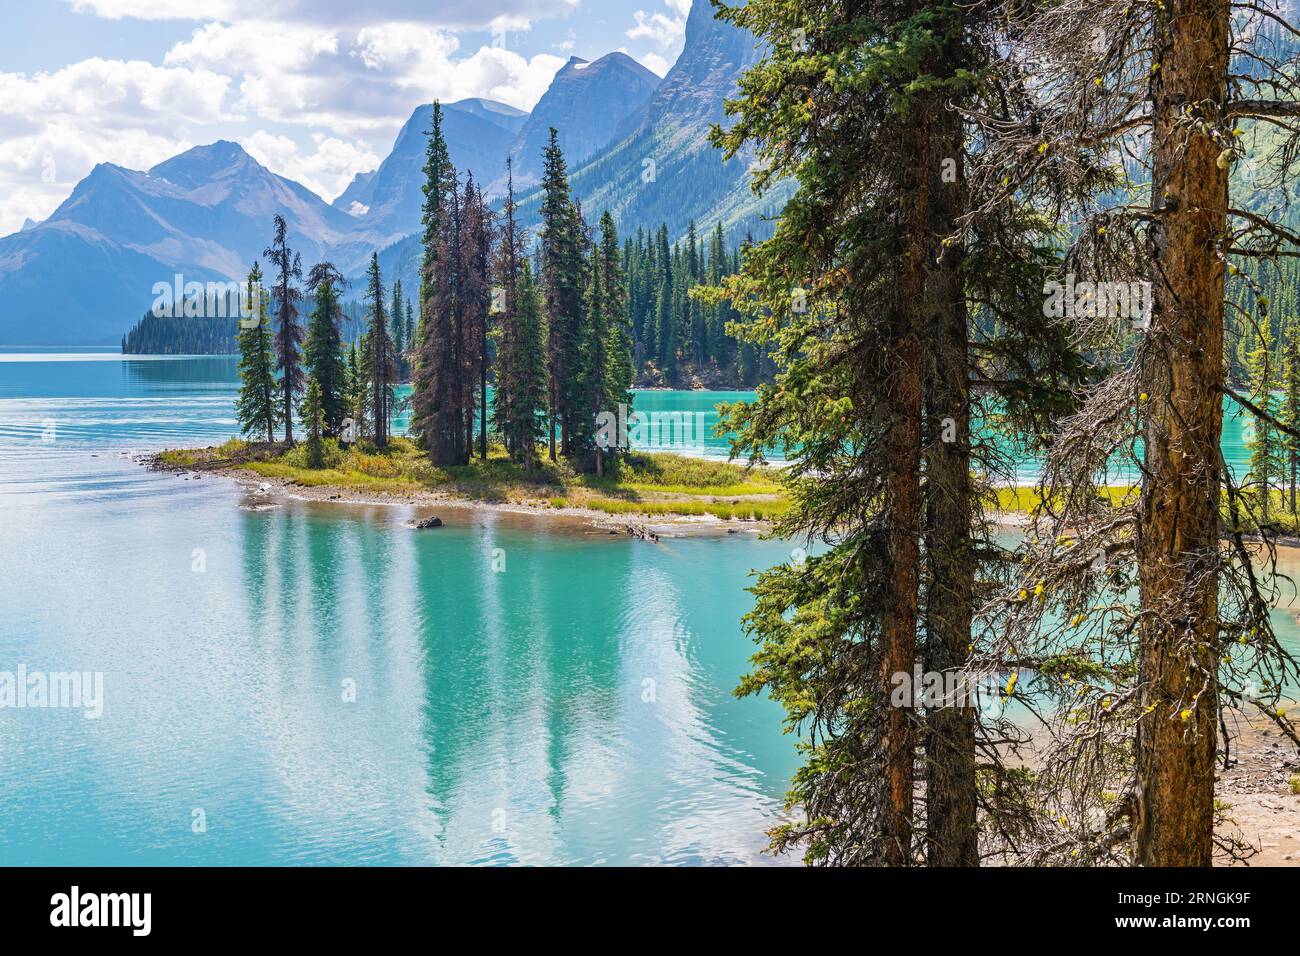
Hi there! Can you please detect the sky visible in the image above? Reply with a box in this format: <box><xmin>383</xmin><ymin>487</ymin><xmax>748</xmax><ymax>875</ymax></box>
<box><xmin>0</xmin><ymin>0</ymin><xmax>695</xmax><ymax>235</ymax></box>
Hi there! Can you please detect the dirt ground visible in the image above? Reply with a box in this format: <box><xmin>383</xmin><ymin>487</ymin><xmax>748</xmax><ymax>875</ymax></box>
<box><xmin>1217</xmin><ymin>709</ymin><xmax>1300</xmax><ymax>865</ymax></box>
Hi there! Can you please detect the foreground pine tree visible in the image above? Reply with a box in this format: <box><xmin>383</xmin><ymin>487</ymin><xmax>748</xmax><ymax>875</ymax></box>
<box><xmin>974</xmin><ymin>0</ymin><xmax>1300</xmax><ymax>866</ymax></box>
<box><xmin>711</xmin><ymin>0</ymin><xmax>939</xmax><ymax>865</ymax></box>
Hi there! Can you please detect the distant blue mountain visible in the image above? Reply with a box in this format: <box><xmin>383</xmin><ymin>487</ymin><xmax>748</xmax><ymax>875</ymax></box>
<box><xmin>0</xmin><ymin>1</ymin><xmax>778</xmax><ymax>346</ymax></box>
<box><xmin>0</xmin><ymin>142</ymin><xmax>373</xmax><ymax>345</ymax></box>
<box><xmin>332</xmin><ymin>98</ymin><xmax>524</xmax><ymax>251</ymax></box>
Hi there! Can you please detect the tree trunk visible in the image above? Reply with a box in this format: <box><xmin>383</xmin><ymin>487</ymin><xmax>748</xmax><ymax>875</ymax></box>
<box><xmin>549</xmin><ymin>380</ymin><xmax>558</xmax><ymax>462</ymax></box>
<box><xmin>923</xmin><ymin>96</ymin><xmax>978</xmax><ymax>867</ymax></box>
<box><xmin>283</xmin><ymin>373</ymin><xmax>294</xmax><ymax>444</ymax></box>
<box><xmin>878</xmin><ymin>98</ymin><xmax>928</xmax><ymax>868</ymax></box>
<box><xmin>1134</xmin><ymin>0</ymin><xmax>1228</xmax><ymax>868</ymax></box>
<box><xmin>480</xmin><ymin>360</ymin><xmax>488</xmax><ymax>460</ymax></box>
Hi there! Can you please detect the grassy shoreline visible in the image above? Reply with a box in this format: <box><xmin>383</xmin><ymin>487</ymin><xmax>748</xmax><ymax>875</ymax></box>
<box><xmin>156</xmin><ymin>437</ymin><xmax>790</xmax><ymax>522</ymax></box>
<box><xmin>155</xmin><ymin>441</ymin><xmax>1300</xmax><ymax>541</ymax></box>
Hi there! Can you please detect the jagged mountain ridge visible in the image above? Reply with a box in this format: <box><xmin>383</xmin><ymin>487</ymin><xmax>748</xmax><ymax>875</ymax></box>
<box><xmin>0</xmin><ymin>1</ymin><xmax>781</xmax><ymax>345</ymax></box>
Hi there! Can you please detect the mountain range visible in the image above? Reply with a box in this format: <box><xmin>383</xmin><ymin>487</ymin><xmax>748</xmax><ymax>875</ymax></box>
<box><xmin>0</xmin><ymin>0</ymin><xmax>778</xmax><ymax>346</ymax></box>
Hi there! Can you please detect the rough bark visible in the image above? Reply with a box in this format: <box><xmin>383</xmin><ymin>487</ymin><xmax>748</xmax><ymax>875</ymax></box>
<box><xmin>923</xmin><ymin>99</ymin><xmax>978</xmax><ymax>867</ymax></box>
<box><xmin>1134</xmin><ymin>0</ymin><xmax>1228</xmax><ymax>867</ymax></box>
<box><xmin>879</xmin><ymin>97</ymin><xmax>928</xmax><ymax>867</ymax></box>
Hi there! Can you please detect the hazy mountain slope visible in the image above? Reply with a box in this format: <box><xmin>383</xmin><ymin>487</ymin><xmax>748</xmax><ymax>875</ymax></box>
<box><xmin>515</xmin><ymin>0</ymin><xmax>790</xmax><ymax>247</ymax></box>
<box><xmin>0</xmin><ymin>142</ymin><xmax>370</xmax><ymax>345</ymax></box>
<box><xmin>494</xmin><ymin>53</ymin><xmax>659</xmax><ymax>196</ymax></box>
<box><xmin>334</xmin><ymin>98</ymin><xmax>525</xmax><ymax>251</ymax></box>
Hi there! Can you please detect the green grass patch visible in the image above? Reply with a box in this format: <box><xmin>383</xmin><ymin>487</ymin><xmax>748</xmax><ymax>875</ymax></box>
<box><xmin>162</xmin><ymin>439</ymin><xmax>787</xmax><ymax>520</ymax></box>
<box><xmin>994</xmin><ymin>485</ymin><xmax>1138</xmax><ymax>514</ymax></box>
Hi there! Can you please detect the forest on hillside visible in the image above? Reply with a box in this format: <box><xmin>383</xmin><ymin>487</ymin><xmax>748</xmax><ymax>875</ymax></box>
<box><xmin>122</xmin><ymin>209</ymin><xmax>776</xmax><ymax>389</ymax></box>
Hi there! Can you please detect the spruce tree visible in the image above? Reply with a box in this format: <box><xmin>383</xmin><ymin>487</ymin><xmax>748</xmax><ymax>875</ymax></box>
<box><xmin>599</xmin><ymin>211</ymin><xmax>633</xmax><ymax>423</ymax></box>
<box><xmin>302</xmin><ymin>376</ymin><xmax>326</xmax><ymax>469</ymax></box>
<box><xmin>705</xmin><ymin>0</ymin><xmax>1088</xmax><ymax>867</ymax></box>
<box><xmin>264</xmin><ymin>214</ymin><xmax>304</xmax><ymax>443</ymax></box>
<box><xmin>460</xmin><ymin>177</ymin><xmax>493</xmax><ymax>462</ymax></box>
<box><xmin>498</xmin><ymin>263</ymin><xmax>548</xmax><ymax>469</ymax></box>
<box><xmin>404</xmin><ymin>300</ymin><xmax>415</xmax><ymax>378</ymax></box>
<box><xmin>304</xmin><ymin>262</ymin><xmax>348</xmax><ymax>436</ymax></box>
<box><xmin>364</xmin><ymin>253</ymin><xmax>399</xmax><ymax>448</ymax></box>
<box><xmin>1246</xmin><ymin>322</ymin><xmax>1282</xmax><ymax>521</ymax></box>
<box><xmin>578</xmin><ymin>244</ymin><xmax>606</xmax><ymax>471</ymax></box>
<box><xmin>236</xmin><ymin>262</ymin><xmax>279</xmax><ymax>442</ymax></box>
<box><xmin>390</xmin><ymin>278</ymin><xmax>405</xmax><ymax>379</ymax></box>
<box><xmin>345</xmin><ymin>342</ymin><xmax>369</xmax><ymax>442</ymax></box>
<box><xmin>539</xmin><ymin>129</ymin><xmax>586</xmax><ymax>461</ymax></box>
<box><xmin>492</xmin><ymin>160</ymin><xmax>550</xmax><ymax>469</ymax></box>
<box><xmin>1282</xmin><ymin>313</ymin><xmax>1300</xmax><ymax>514</ymax></box>
<box><xmin>412</xmin><ymin>101</ymin><xmax>458</xmax><ymax>459</ymax></box>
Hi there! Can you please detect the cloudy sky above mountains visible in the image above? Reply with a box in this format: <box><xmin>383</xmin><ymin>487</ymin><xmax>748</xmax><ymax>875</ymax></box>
<box><xmin>0</xmin><ymin>0</ymin><xmax>693</xmax><ymax>234</ymax></box>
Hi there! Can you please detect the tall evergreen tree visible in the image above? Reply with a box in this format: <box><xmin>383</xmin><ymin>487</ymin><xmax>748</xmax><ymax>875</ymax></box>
<box><xmin>539</xmin><ymin>128</ymin><xmax>587</xmax><ymax>461</ymax></box>
<box><xmin>1282</xmin><ymin>313</ymin><xmax>1300</xmax><ymax>514</ymax></box>
<box><xmin>1246</xmin><ymin>322</ymin><xmax>1282</xmax><ymax>521</ymax></box>
<box><xmin>264</xmin><ymin>214</ymin><xmax>304</xmax><ymax>442</ymax></box>
<box><xmin>412</xmin><ymin>101</ymin><xmax>459</xmax><ymax>460</ymax></box>
<box><xmin>599</xmin><ymin>211</ymin><xmax>634</xmax><ymax>422</ymax></box>
<box><xmin>390</xmin><ymin>278</ymin><xmax>406</xmax><ymax>379</ymax></box>
<box><xmin>460</xmin><ymin>176</ymin><xmax>493</xmax><ymax>462</ymax></box>
<box><xmin>364</xmin><ymin>253</ymin><xmax>399</xmax><ymax>448</ymax></box>
<box><xmin>345</xmin><ymin>341</ymin><xmax>369</xmax><ymax>442</ymax></box>
<box><xmin>493</xmin><ymin>160</ymin><xmax>549</xmax><ymax>468</ymax></box>
<box><xmin>973</xmin><ymin>0</ymin><xmax>1300</xmax><ymax>867</ymax></box>
<box><xmin>709</xmin><ymin>2</ymin><xmax>934</xmax><ymax>864</ymax></box>
<box><xmin>499</xmin><ymin>264</ymin><xmax>548</xmax><ymax>470</ymax></box>
<box><xmin>404</xmin><ymin>299</ymin><xmax>415</xmax><ymax>375</ymax></box>
<box><xmin>304</xmin><ymin>262</ymin><xmax>348</xmax><ymax>436</ymax></box>
<box><xmin>236</xmin><ymin>262</ymin><xmax>279</xmax><ymax>442</ymax></box>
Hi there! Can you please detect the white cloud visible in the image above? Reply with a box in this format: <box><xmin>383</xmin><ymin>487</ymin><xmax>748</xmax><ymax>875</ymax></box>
<box><xmin>627</xmin><ymin>7</ymin><xmax>686</xmax><ymax>49</ymax></box>
<box><xmin>245</xmin><ymin>130</ymin><xmax>380</xmax><ymax>201</ymax></box>
<box><xmin>625</xmin><ymin>1</ymin><xmax>688</xmax><ymax>77</ymax></box>
<box><xmin>162</xmin><ymin>19</ymin><xmax>563</xmax><ymax>133</ymax></box>
<box><xmin>165</xmin><ymin>21</ymin><xmax>340</xmax><ymax>74</ymax></box>
<box><xmin>0</xmin><ymin>121</ymin><xmax>193</xmax><ymax>234</ymax></box>
<box><xmin>0</xmin><ymin>58</ymin><xmax>232</xmax><ymax>127</ymax></box>
<box><xmin>69</xmin><ymin>0</ymin><xmax>578</xmax><ymax>29</ymax></box>
<box><xmin>636</xmin><ymin>52</ymin><xmax>671</xmax><ymax>77</ymax></box>
<box><xmin>1</xmin><ymin>1</ymin><xmax>588</xmax><ymax>233</ymax></box>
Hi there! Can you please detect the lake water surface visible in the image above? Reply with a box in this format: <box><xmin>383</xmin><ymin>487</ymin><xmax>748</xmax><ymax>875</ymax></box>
<box><xmin>2</xmin><ymin>350</ymin><xmax>1298</xmax><ymax>866</ymax></box>
<box><xmin>0</xmin><ymin>351</ymin><xmax>800</xmax><ymax>865</ymax></box>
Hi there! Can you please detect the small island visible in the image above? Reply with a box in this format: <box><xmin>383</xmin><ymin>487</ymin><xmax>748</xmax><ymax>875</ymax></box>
<box><xmin>153</xmin><ymin>438</ymin><xmax>788</xmax><ymax>529</ymax></box>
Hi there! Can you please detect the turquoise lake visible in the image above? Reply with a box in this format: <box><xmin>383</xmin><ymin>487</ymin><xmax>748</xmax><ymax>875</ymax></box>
<box><xmin>0</xmin><ymin>351</ymin><xmax>800</xmax><ymax>865</ymax></box>
<box><xmin>1</xmin><ymin>350</ymin><xmax>1297</xmax><ymax>865</ymax></box>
